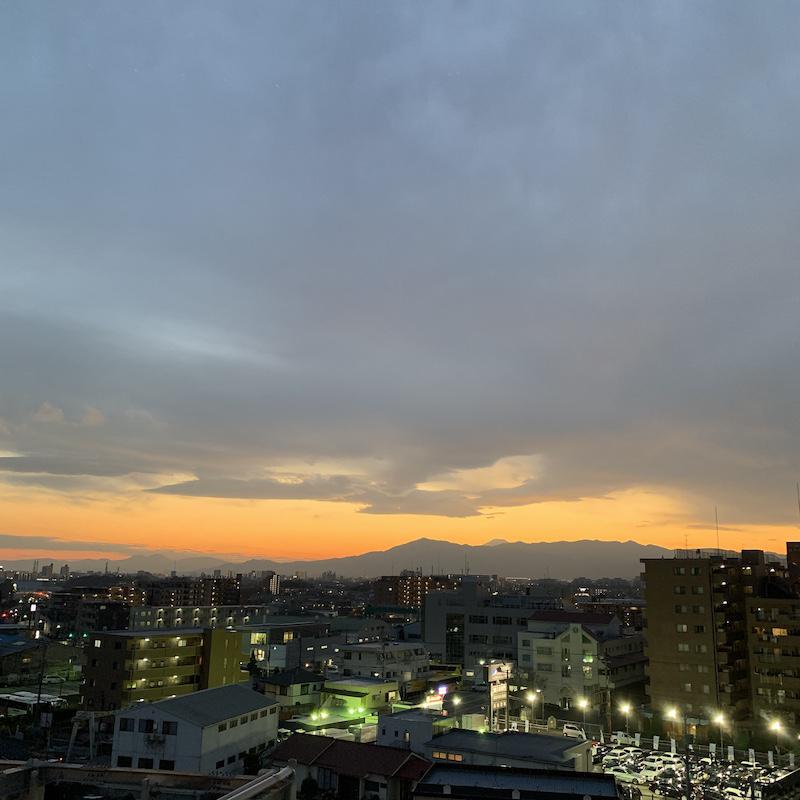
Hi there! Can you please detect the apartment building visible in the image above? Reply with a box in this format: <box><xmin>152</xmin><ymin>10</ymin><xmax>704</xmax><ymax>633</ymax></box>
<box><xmin>129</xmin><ymin>605</ymin><xmax>273</xmax><ymax>631</ymax></box>
<box><xmin>81</xmin><ymin>628</ymin><xmax>244</xmax><ymax>711</ymax></box>
<box><xmin>424</xmin><ymin>576</ymin><xmax>561</xmax><ymax>666</ymax></box>
<box><xmin>516</xmin><ymin>611</ymin><xmax>646</xmax><ymax>711</ymax></box>
<box><xmin>642</xmin><ymin>548</ymin><xmax>786</xmax><ymax>722</ymax></box>
<box><xmin>334</xmin><ymin>642</ymin><xmax>430</xmax><ymax>697</ymax></box>
<box><xmin>747</xmin><ymin>588</ymin><xmax>800</xmax><ymax>726</ymax></box>
<box><xmin>372</xmin><ymin>574</ymin><xmax>464</xmax><ymax>610</ymax></box>
<box><xmin>136</xmin><ymin>575</ymin><xmax>243</xmax><ymax>608</ymax></box>
<box><xmin>112</xmin><ymin>684</ymin><xmax>278</xmax><ymax>774</ymax></box>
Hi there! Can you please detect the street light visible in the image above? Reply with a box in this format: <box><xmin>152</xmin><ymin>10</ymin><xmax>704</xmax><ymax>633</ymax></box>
<box><xmin>770</xmin><ymin>719</ymin><xmax>782</xmax><ymax>755</ymax></box>
<box><xmin>665</xmin><ymin>707</ymin><xmax>693</xmax><ymax>800</ymax></box>
<box><xmin>620</xmin><ymin>702</ymin><xmax>632</xmax><ymax>735</ymax></box>
<box><xmin>577</xmin><ymin>697</ymin><xmax>589</xmax><ymax>729</ymax></box>
<box><xmin>526</xmin><ymin>691</ymin><xmax>537</xmax><ymax>726</ymax></box>
<box><xmin>713</xmin><ymin>713</ymin><xmax>725</xmax><ymax>756</ymax></box>
<box><xmin>452</xmin><ymin>696</ymin><xmax>462</xmax><ymax>708</ymax></box>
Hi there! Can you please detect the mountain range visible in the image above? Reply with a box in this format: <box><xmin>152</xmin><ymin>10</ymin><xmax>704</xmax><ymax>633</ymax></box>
<box><xmin>16</xmin><ymin>538</ymin><xmax>681</xmax><ymax>579</ymax></box>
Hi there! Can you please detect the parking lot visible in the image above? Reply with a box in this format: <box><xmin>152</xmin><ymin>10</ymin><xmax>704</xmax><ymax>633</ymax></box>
<box><xmin>593</xmin><ymin>741</ymin><xmax>792</xmax><ymax>800</ymax></box>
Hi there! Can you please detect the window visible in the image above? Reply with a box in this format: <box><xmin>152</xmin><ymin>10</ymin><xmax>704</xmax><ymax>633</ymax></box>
<box><xmin>697</xmin><ymin>664</ymin><xmax>709</xmax><ymax>673</ymax></box>
<box><xmin>521</xmin><ymin>639</ymin><xmax>531</xmax><ymax>648</ymax></box>
<box><xmin>117</xmin><ymin>756</ymin><xmax>132</xmax><ymax>767</ymax></box>
<box><xmin>694</xmin><ymin>625</ymin><xmax>706</xmax><ymax>634</ymax></box>
<box><xmin>677</xmin><ymin>643</ymin><xmax>690</xmax><ymax>652</ymax></box>
<box><xmin>674</xmin><ymin>586</ymin><xmax>687</xmax><ymax>595</ymax></box>
<box><xmin>691</xmin><ymin>567</ymin><xmax>703</xmax><ymax>576</ymax></box>
<box><xmin>230</xmin><ymin>719</ymin><xmax>238</xmax><ymax>728</ymax></box>
<box><xmin>162</xmin><ymin>721</ymin><xmax>178</xmax><ymax>735</ymax></box>
<box><xmin>119</xmin><ymin>718</ymin><xmax>135</xmax><ymax>732</ymax></box>
<box><xmin>493</xmin><ymin>616</ymin><xmax>512</xmax><ymax>625</ymax></box>
<box><xmin>218</xmin><ymin>722</ymin><xmax>228</xmax><ymax>732</ymax></box>
<box><xmin>679</xmin><ymin>663</ymin><xmax>690</xmax><ymax>672</ymax></box>
<box><xmin>216</xmin><ymin>760</ymin><xmax>225</xmax><ymax>769</ymax></box>
<box><xmin>250</xmin><ymin>712</ymin><xmax>258</xmax><ymax>721</ymax></box>
<box><xmin>240</xmin><ymin>716</ymin><xmax>248</xmax><ymax>724</ymax></box>
<box><xmin>702</xmin><ymin>685</ymin><xmax>710</xmax><ymax>694</ymax></box>
<box><xmin>138</xmin><ymin>719</ymin><xmax>155</xmax><ymax>733</ymax></box>
<box><xmin>683</xmin><ymin>683</ymin><xmax>692</xmax><ymax>692</ymax></box>
<box><xmin>674</xmin><ymin>605</ymin><xmax>688</xmax><ymax>614</ymax></box>
<box><xmin>469</xmin><ymin>615</ymin><xmax>488</xmax><ymax>624</ymax></box>
<box><xmin>673</xmin><ymin>567</ymin><xmax>686</xmax><ymax>576</ymax></box>
<box><xmin>138</xmin><ymin>758</ymin><xmax>154</xmax><ymax>769</ymax></box>
<box><xmin>695</xmin><ymin>644</ymin><xmax>708</xmax><ymax>654</ymax></box>
<box><xmin>159</xmin><ymin>760</ymin><xmax>175</xmax><ymax>771</ymax></box>
<box><xmin>227</xmin><ymin>755</ymin><xmax>236</xmax><ymax>764</ymax></box>
<box><xmin>692</xmin><ymin>605</ymin><xmax>705</xmax><ymax>614</ymax></box>
<box><xmin>676</xmin><ymin>624</ymin><xmax>688</xmax><ymax>633</ymax></box>
<box><xmin>691</xmin><ymin>586</ymin><xmax>704</xmax><ymax>595</ymax></box>
<box><xmin>260</xmin><ymin>709</ymin><xmax>268</xmax><ymax>718</ymax></box>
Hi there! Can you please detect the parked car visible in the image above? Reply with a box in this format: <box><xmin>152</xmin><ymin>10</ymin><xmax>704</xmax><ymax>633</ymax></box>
<box><xmin>42</xmin><ymin>675</ymin><xmax>64</xmax><ymax>684</ymax></box>
<box><xmin>563</xmin><ymin>723</ymin><xmax>587</xmax><ymax>739</ymax></box>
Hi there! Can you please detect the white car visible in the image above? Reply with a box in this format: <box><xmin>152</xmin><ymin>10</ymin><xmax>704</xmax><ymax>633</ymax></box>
<box><xmin>607</xmin><ymin>765</ymin><xmax>646</xmax><ymax>785</ymax></box>
<box><xmin>563</xmin><ymin>723</ymin><xmax>587</xmax><ymax>739</ymax></box>
<box><xmin>639</xmin><ymin>757</ymin><xmax>666</xmax><ymax>780</ymax></box>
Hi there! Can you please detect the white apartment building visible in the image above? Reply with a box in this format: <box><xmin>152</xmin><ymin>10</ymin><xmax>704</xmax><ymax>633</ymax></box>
<box><xmin>516</xmin><ymin>611</ymin><xmax>645</xmax><ymax>712</ymax></box>
<box><xmin>334</xmin><ymin>642</ymin><xmax>430</xmax><ymax>686</ymax></box>
<box><xmin>129</xmin><ymin>605</ymin><xmax>273</xmax><ymax>630</ymax></box>
<box><xmin>111</xmin><ymin>684</ymin><xmax>278</xmax><ymax>774</ymax></box>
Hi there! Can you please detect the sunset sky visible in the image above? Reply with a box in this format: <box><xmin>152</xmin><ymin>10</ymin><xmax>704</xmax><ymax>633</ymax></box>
<box><xmin>2</xmin><ymin>3</ymin><xmax>800</xmax><ymax>563</ymax></box>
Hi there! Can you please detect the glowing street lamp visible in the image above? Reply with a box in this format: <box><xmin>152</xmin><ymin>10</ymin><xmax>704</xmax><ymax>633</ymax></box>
<box><xmin>452</xmin><ymin>695</ymin><xmax>461</xmax><ymax>707</ymax></box>
<box><xmin>620</xmin><ymin>702</ymin><xmax>632</xmax><ymax>735</ymax></box>
<box><xmin>770</xmin><ymin>719</ymin><xmax>783</xmax><ymax>754</ymax></box>
<box><xmin>577</xmin><ymin>697</ymin><xmax>589</xmax><ymax>728</ymax></box>
<box><xmin>713</xmin><ymin>713</ymin><xmax>725</xmax><ymax>754</ymax></box>
<box><xmin>526</xmin><ymin>691</ymin><xmax>537</xmax><ymax>725</ymax></box>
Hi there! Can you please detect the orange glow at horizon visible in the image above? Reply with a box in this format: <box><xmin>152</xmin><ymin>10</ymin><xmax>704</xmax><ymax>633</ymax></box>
<box><xmin>0</xmin><ymin>482</ymin><xmax>787</xmax><ymax>563</ymax></box>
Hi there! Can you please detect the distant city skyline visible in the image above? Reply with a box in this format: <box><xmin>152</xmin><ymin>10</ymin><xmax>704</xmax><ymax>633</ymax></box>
<box><xmin>3</xmin><ymin>3</ymin><xmax>800</xmax><ymax>560</ymax></box>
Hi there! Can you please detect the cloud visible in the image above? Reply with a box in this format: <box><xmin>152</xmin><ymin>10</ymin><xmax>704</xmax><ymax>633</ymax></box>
<box><xmin>33</xmin><ymin>403</ymin><xmax>64</xmax><ymax>424</ymax></box>
<box><xmin>0</xmin><ymin>532</ymin><xmax>150</xmax><ymax>554</ymax></box>
<box><xmin>1</xmin><ymin>4</ymin><xmax>800</xmax><ymax>533</ymax></box>
<box><xmin>81</xmin><ymin>406</ymin><xmax>106</xmax><ymax>427</ymax></box>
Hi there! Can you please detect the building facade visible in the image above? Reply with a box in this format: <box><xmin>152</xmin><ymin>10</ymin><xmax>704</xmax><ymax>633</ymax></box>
<box><xmin>111</xmin><ymin>684</ymin><xmax>278</xmax><ymax>774</ymax></box>
<box><xmin>516</xmin><ymin>612</ymin><xmax>646</xmax><ymax>712</ymax></box>
<box><xmin>642</xmin><ymin>548</ymin><xmax>787</xmax><ymax>723</ymax></box>
<box><xmin>424</xmin><ymin>577</ymin><xmax>561</xmax><ymax>667</ymax></box>
<box><xmin>82</xmin><ymin>627</ymin><xmax>244</xmax><ymax>711</ymax></box>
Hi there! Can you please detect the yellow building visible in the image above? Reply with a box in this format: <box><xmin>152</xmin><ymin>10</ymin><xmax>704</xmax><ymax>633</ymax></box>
<box><xmin>82</xmin><ymin>627</ymin><xmax>244</xmax><ymax>711</ymax></box>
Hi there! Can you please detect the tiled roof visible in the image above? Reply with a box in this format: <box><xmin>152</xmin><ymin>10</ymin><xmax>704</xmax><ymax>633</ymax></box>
<box><xmin>270</xmin><ymin>734</ymin><xmax>430</xmax><ymax>779</ymax></box>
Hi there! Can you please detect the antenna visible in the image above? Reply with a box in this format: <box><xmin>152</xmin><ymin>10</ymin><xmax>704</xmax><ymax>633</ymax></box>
<box><xmin>715</xmin><ymin>506</ymin><xmax>720</xmax><ymax>554</ymax></box>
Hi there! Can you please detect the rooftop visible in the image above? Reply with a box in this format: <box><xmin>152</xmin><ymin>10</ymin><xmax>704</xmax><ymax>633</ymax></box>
<box><xmin>271</xmin><ymin>733</ymin><xmax>430</xmax><ymax>780</ymax></box>
<box><xmin>262</xmin><ymin>669</ymin><xmax>324</xmax><ymax>687</ymax></box>
<box><xmin>424</xmin><ymin>730</ymin><xmax>586</xmax><ymax>763</ymax></box>
<box><xmin>416</xmin><ymin>763</ymin><xmax>619</xmax><ymax>799</ymax></box>
<box><xmin>126</xmin><ymin>684</ymin><xmax>276</xmax><ymax>727</ymax></box>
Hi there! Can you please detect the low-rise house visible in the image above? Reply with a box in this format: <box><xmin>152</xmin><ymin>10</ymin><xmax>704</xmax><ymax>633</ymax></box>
<box><xmin>421</xmin><ymin>729</ymin><xmax>592</xmax><ymax>772</ymax></box>
<box><xmin>111</xmin><ymin>684</ymin><xmax>279</xmax><ymax>774</ymax></box>
<box><xmin>377</xmin><ymin>708</ymin><xmax>457</xmax><ymax>752</ymax></box>
<box><xmin>323</xmin><ymin>677</ymin><xmax>399</xmax><ymax>715</ymax></box>
<box><xmin>270</xmin><ymin>733</ymin><xmax>430</xmax><ymax>800</ymax></box>
<box><xmin>258</xmin><ymin>669</ymin><xmax>324</xmax><ymax>716</ymax></box>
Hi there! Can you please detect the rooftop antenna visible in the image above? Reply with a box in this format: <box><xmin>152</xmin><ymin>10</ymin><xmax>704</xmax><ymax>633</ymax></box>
<box><xmin>715</xmin><ymin>506</ymin><xmax>721</xmax><ymax>555</ymax></box>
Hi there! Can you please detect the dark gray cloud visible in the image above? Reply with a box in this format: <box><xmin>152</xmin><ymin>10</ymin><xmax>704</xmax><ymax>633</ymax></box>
<box><xmin>1</xmin><ymin>2</ymin><xmax>800</xmax><ymax>525</ymax></box>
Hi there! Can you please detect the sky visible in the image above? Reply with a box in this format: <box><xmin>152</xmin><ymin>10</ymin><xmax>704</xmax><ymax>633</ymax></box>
<box><xmin>2</xmin><ymin>2</ymin><xmax>800</xmax><ymax>562</ymax></box>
